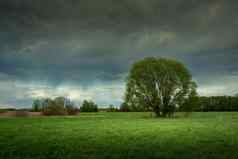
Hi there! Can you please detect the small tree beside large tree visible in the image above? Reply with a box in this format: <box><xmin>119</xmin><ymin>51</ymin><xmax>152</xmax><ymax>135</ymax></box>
<box><xmin>80</xmin><ymin>100</ymin><xmax>98</xmax><ymax>112</ymax></box>
<box><xmin>125</xmin><ymin>57</ymin><xmax>197</xmax><ymax>117</ymax></box>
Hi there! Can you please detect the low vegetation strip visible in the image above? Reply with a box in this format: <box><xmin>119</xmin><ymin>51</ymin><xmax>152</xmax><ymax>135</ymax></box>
<box><xmin>0</xmin><ymin>112</ymin><xmax>237</xmax><ymax>159</ymax></box>
<box><xmin>0</xmin><ymin>111</ymin><xmax>43</xmax><ymax>117</ymax></box>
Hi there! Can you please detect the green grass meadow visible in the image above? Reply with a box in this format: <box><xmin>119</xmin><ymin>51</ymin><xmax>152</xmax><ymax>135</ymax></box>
<box><xmin>0</xmin><ymin>112</ymin><xmax>238</xmax><ymax>159</ymax></box>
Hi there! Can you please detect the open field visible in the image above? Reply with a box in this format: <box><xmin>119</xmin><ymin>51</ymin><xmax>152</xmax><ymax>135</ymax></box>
<box><xmin>0</xmin><ymin>112</ymin><xmax>238</xmax><ymax>159</ymax></box>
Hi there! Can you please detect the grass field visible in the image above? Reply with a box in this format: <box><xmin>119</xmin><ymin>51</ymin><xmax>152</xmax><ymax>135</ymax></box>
<box><xmin>0</xmin><ymin>112</ymin><xmax>238</xmax><ymax>159</ymax></box>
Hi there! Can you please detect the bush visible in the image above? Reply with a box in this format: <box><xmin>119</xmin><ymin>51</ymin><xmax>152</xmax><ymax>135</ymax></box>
<box><xmin>80</xmin><ymin>100</ymin><xmax>98</xmax><ymax>112</ymax></box>
<box><xmin>42</xmin><ymin>99</ymin><xmax>67</xmax><ymax>116</ymax></box>
<box><xmin>66</xmin><ymin>105</ymin><xmax>79</xmax><ymax>115</ymax></box>
<box><xmin>32</xmin><ymin>97</ymin><xmax>80</xmax><ymax>116</ymax></box>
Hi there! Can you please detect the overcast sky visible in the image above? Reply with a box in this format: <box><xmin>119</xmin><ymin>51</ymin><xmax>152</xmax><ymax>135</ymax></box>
<box><xmin>0</xmin><ymin>0</ymin><xmax>238</xmax><ymax>108</ymax></box>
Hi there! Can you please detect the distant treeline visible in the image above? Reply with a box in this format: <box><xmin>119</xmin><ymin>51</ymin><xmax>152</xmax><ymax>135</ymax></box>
<box><xmin>193</xmin><ymin>96</ymin><xmax>238</xmax><ymax>112</ymax></box>
<box><xmin>1</xmin><ymin>96</ymin><xmax>238</xmax><ymax>114</ymax></box>
<box><xmin>120</xmin><ymin>95</ymin><xmax>238</xmax><ymax>112</ymax></box>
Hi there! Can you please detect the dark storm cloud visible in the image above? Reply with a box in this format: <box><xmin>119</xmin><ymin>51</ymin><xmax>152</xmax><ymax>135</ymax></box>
<box><xmin>1</xmin><ymin>0</ymin><xmax>238</xmax><ymax>45</ymax></box>
<box><xmin>0</xmin><ymin>0</ymin><xmax>238</xmax><ymax>107</ymax></box>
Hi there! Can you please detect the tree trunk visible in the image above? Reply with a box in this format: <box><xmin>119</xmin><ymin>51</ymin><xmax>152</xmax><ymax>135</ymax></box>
<box><xmin>153</xmin><ymin>105</ymin><xmax>161</xmax><ymax>117</ymax></box>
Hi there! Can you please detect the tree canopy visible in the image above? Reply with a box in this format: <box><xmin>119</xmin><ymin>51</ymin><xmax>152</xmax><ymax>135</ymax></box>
<box><xmin>80</xmin><ymin>100</ymin><xmax>98</xmax><ymax>112</ymax></box>
<box><xmin>32</xmin><ymin>97</ymin><xmax>78</xmax><ymax>115</ymax></box>
<box><xmin>125</xmin><ymin>57</ymin><xmax>197</xmax><ymax>117</ymax></box>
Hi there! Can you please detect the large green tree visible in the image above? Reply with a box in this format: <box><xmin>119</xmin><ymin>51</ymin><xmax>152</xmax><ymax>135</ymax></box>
<box><xmin>125</xmin><ymin>57</ymin><xmax>197</xmax><ymax>117</ymax></box>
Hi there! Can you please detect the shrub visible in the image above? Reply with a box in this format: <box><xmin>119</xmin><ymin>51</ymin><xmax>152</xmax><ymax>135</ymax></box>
<box><xmin>32</xmin><ymin>97</ymin><xmax>80</xmax><ymax>116</ymax></box>
<box><xmin>42</xmin><ymin>99</ymin><xmax>67</xmax><ymax>116</ymax></box>
<box><xmin>66</xmin><ymin>105</ymin><xmax>79</xmax><ymax>115</ymax></box>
